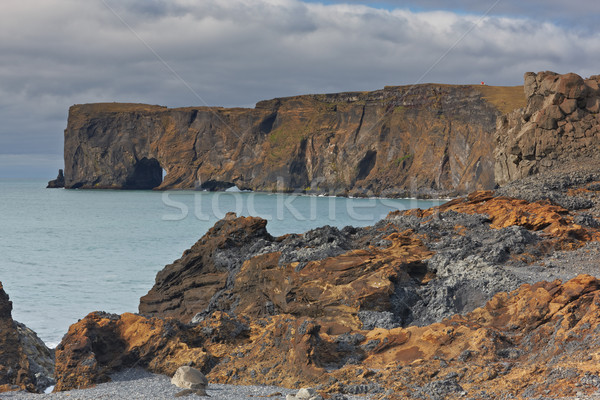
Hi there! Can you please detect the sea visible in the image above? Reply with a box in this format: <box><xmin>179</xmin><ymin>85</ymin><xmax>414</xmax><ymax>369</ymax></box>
<box><xmin>0</xmin><ymin>179</ymin><xmax>444</xmax><ymax>347</ymax></box>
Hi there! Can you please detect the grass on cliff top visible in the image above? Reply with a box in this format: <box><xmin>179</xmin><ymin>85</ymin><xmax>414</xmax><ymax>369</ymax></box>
<box><xmin>472</xmin><ymin>85</ymin><xmax>526</xmax><ymax>115</ymax></box>
<box><xmin>72</xmin><ymin>103</ymin><xmax>168</xmax><ymax>113</ymax></box>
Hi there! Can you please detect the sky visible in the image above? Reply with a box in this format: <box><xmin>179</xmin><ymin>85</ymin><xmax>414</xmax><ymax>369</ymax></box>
<box><xmin>1</xmin><ymin>0</ymin><xmax>599</xmax><ymax>178</ymax></box>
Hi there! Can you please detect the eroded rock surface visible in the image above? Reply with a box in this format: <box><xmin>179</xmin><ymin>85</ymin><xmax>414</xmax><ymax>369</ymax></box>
<box><xmin>55</xmin><ymin>275</ymin><xmax>600</xmax><ymax>399</ymax></box>
<box><xmin>53</xmin><ymin>312</ymin><xmax>211</xmax><ymax>391</ymax></box>
<box><xmin>63</xmin><ymin>84</ymin><xmax>524</xmax><ymax>196</ymax></box>
<box><xmin>496</xmin><ymin>71</ymin><xmax>600</xmax><ymax>185</ymax></box>
<box><xmin>140</xmin><ymin>187</ymin><xmax>598</xmax><ymax>331</ymax></box>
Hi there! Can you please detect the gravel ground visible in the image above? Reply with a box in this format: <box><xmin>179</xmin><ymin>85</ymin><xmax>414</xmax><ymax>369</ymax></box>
<box><xmin>0</xmin><ymin>369</ymin><xmax>373</xmax><ymax>400</ymax></box>
<box><xmin>505</xmin><ymin>241</ymin><xmax>600</xmax><ymax>284</ymax></box>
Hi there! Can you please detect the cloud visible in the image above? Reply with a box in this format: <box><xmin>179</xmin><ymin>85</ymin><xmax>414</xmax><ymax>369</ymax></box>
<box><xmin>1</xmin><ymin>0</ymin><xmax>599</xmax><ymax>177</ymax></box>
<box><xmin>317</xmin><ymin>0</ymin><xmax>600</xmax><ymax>29</ymax></box>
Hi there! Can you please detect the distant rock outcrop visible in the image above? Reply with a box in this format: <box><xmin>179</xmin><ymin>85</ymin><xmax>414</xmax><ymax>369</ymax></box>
<box><xmin>62</xmin><ymin>84</ymin><xmax>525</xmax><ymax>196</ymax></box>
<box><xmin>495</xmin><ymin>71</ymin><xmax>600</xmax><ymax>185</ymax></box>
<box><xmin>0</xmin><ymin>282</ymin><xmax>54</xmax><ymax>393</ymax></box>
<box><xmin>46</xmin><ymin>169</ymin><xmax>65</xmax><ymax>188</ymax></box>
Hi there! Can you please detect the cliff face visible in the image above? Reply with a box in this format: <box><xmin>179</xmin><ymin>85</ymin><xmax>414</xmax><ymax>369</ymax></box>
<box><xmin>495</xmin><ymin>72</ymin><xmax>600</xmax><ymax>185</ymax></box>
<box><xmin>64</xmin><ymin>84</ymin><xmax>524</xmax><ymax>196</ymax></box>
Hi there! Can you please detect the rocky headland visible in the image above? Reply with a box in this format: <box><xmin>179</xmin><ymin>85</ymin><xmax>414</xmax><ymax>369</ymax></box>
<box><xmin>60</xmin><ymin>84</ymin><xmax>525</xmax><ymax>196</ymax></box>
<box><xmin>3</xmin><ymin>71</ymin><xmax>599</xmax><ymax>398</ymax></box>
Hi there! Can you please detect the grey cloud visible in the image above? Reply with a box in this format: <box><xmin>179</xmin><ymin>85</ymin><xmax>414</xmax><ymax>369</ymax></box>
<box><xmin>327</xmin><ymin>0</ymin><xmax>600</xmax><ymax>28</ymax></box>
<box><xmin>0</xmin><ymin>0</ymin><xmax>599</xmax><ymax>178</ymax></box>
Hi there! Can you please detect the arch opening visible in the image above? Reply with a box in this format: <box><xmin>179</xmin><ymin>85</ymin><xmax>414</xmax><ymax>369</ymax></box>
<box><xmin>124</xmin><ymin>157</ymin><xmax>163</xmax><ymax>189</ymax></box>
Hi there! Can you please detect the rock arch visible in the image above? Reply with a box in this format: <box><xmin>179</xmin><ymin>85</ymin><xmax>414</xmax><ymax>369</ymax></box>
<box><xmin>124</xmin><ymin>157</ymin><xmax>163</xmax><ymax>190</ymax></box>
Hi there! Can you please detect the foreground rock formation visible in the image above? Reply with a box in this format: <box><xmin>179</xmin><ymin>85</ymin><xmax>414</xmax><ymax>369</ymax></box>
<box><xmin>62</xmin><ymin>84</ymin><xmax>524</xmax><ymax>196</ymax></box>
<box><xmin>51</xmin><ymin>167</ymin><xmax>600</xmax><ymax>398</ymax></box>
<box><xmin>0</xmin><ymin>282</ymin><xmax>54</xmax><ymax>393</ymax></box>
<box><xmin>55</xmin><ymin>270</ymin><xmax>600</xmax><ymax>399</ymax></box>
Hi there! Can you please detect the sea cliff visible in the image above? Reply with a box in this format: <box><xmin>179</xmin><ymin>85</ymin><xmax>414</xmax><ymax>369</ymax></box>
<box><xmin>62</xmin><ymin>84</ymin><xmax>524</xmax><ymax>196</ymax></box>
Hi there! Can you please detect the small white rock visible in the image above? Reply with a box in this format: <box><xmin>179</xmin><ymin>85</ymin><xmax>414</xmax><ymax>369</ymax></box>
<box><xmin>286</xmin><ymin>395</ymin><xmax>297</xmax><ymax>400</ymax></box>
<box><xmin>296</xmin><ymin>388</ymin><xmax>317</xmax><ymax>400</ymax></box>
<box><xmin>171</xmin><ymin>366</ymin><xmax>208</xmax><ymax>390</ymax></box>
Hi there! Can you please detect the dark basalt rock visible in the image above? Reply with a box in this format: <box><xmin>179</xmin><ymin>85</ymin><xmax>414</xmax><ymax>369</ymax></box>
<box><xmin>46</xmin><ymin>169</ymin><xmax>65</xmax><ymax>188</ymax></box>
<box><xmin>198</xmin><ymin>179</ymin><xmax>235</xmax><ymax>191</ymax></box>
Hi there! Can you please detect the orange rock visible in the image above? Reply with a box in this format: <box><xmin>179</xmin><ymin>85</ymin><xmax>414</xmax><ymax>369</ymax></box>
<box><xmin>54</xmin><ymin>312</ymin><xmax>210</xmax><ymax>391</ymax></box>
<box><xmin>405</xmin><ymin>190</ymin><xmax>600</xmax><ymax>250</ymax></box>
<box><xmin>54</xmin><ymin>275</ymin><xmax>600</xmax><ymax>398</ymax></box>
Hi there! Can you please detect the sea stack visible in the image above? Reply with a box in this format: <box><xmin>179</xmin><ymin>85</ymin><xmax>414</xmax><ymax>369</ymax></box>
<box><xmin>47</xmin><ymin>169</ymin><xmax>65</xmax><ymax>188</ymax></box>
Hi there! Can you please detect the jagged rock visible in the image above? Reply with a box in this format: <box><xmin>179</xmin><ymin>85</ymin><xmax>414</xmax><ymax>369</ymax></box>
<box><xmin>0</xmin><ymin>282</ymin><xmax>54</xmax><ymax>393</ymax></box>
<box><xmin>496</xmin><ymin>71</ymin><xmax>600</xmax><ymax>186</ymax></box>
<box><xmin>62</xmin><ymin>84</ymin><xmax>525</xmax><ymax>196</ymax></box>
<box><xmin>14</xmin><ymin>322</ymin><xmax>55</xmax><ymax>391</ymax></box>
<box><xmin>139</xmin><ymin>215</ymin><xmax>275</xmax><ymax>321</ymax></box>
<box><xmin>140</xmin><ymin>213</ymin><xmax>434</xmax><ymax>329</ymax></box>
<box><xmin>141</xmin><ymin>189</ymin><xmax>599</xmax><ymax>333</ymax></box>
<box><xmin>46</xmin><ymin>169</ymin><xmax>65</xmax><ymax>188</ymax></box>
<box><xmin>342</xmin><ymin>274</ymin><xmax>600</xmax><ymax>399</ymax></box>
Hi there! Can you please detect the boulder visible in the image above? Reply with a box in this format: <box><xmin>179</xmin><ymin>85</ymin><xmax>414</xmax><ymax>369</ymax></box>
<box><xmin>171</xmin><ymin>366</ymin><xmax>208</xmax><ymax>390</ymax></box>
<box><xmin>523</xmin><ymin>72</ymin><xmax>537</xmax><ymax>98</ymax></box>
<box><xmin>286</xmin><ymin>388</ymin><xmax>323</xmax><ymax>400</ymax></box>
<box><xmin>555</xmin><ymin>72</ymin><xmax>586</xmax><ymax>98</ymax></box>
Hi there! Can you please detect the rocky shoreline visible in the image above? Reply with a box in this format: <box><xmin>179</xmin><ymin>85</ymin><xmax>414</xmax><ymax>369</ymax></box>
<box><xmin>4</xmin><ymin>71</ymin><xmax>600</xmax><ymax>399</ymax></box>
<box><xmin>6</xmin><ymin>163</ymin><xmax>600</xmax><ymax>398</ymax></box>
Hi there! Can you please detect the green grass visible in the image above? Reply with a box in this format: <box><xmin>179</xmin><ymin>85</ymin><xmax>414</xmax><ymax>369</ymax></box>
<box><xmin>395</xmin><ymin>154</ymin><xmax>413</xmax><ymax>165</ymax></box>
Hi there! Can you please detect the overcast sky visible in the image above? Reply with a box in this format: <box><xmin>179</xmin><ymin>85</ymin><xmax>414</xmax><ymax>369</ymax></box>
<box><xmin>1</xmin><ymin>0</ymin><xmax>599</xmax><ymax>178</ymax></box>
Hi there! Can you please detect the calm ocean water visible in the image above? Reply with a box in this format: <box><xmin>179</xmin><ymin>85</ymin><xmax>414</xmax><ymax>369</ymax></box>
<box><xmin>0</xmin><ymin>180</ymin><xmax>443</xmax><ymax>346</ymax></box>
